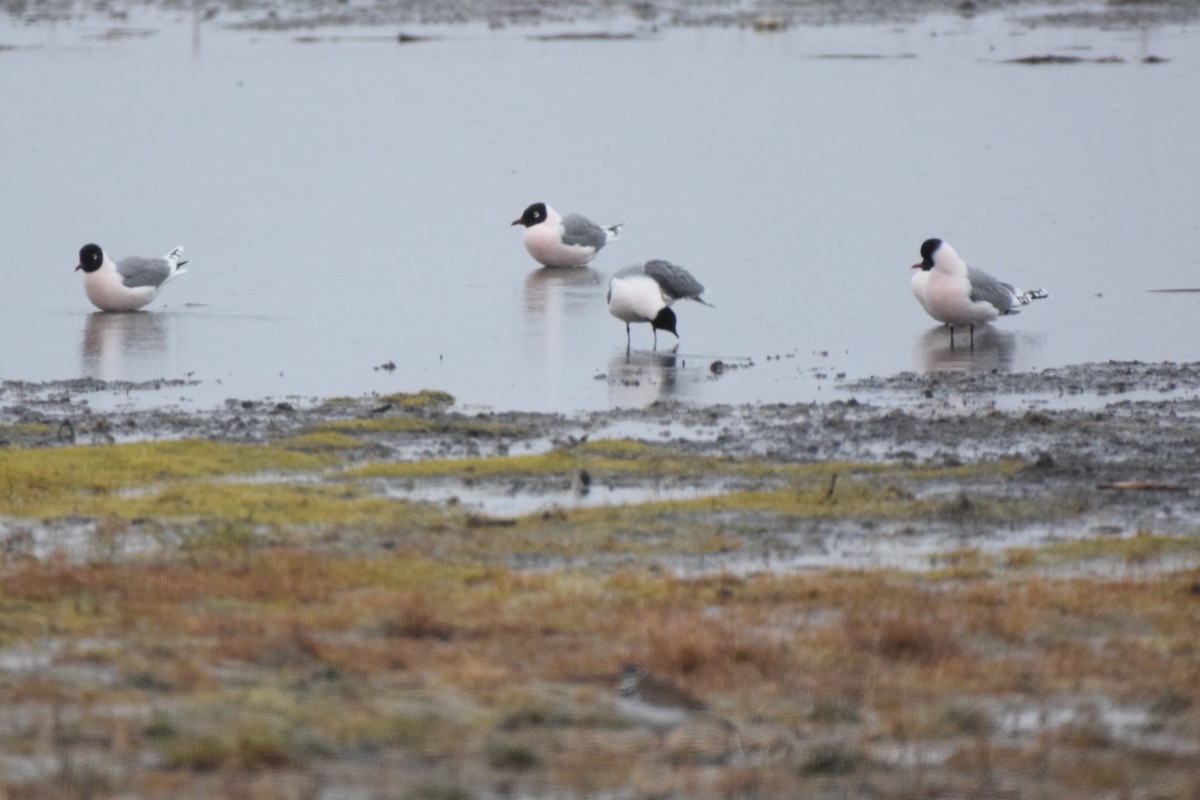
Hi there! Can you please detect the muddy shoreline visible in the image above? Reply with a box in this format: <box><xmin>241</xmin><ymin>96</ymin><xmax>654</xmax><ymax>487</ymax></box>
<box><xmin>6</xmin><ymin>0</ymin><xmax>1199</xmax><ymax>31</ymax></box>
<box><xmin>2</xmin><ymin>364</ymin><xmax>1198</xmax><ymax>797</ymax></box>
<box><xmin>4</xmin><ymin>359</ymin><xmax>1199</xmax><ymax>573</ymax></box>
<box><xmin>5</xmin><ymin>359</ymin><xmax>1200</xmax><ymax>466</ymax></box>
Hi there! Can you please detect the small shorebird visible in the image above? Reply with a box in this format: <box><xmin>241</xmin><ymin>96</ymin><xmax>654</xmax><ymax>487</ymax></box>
<box><xmin>615</xmin><ymin>664</ymin><xmax>736</xmax><ymax>736</ymax></box>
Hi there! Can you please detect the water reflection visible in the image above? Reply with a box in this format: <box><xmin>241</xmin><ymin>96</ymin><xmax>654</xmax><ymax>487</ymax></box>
<box><xmin>913</xmin><ymin>325</ymin><xmax>1017</xmax><ymax>373</ymax></box>
<box><xmin>522</xmin><ymin>266</ymin><xmax>603</xmax><ymax>317</ymax></box>
<box><xmin>607</xmin><ymin>348</ymin><xmax>684</xmax><ymax>407</ymax></box>
<box><xmin>81</xmin><ymin>311</ymin><xmax>170</xmax><ymax>380</ymax></box>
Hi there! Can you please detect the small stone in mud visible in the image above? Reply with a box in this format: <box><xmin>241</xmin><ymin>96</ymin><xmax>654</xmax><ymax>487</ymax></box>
<box><xmin>711</xmin><ymin>360</ymin><xmax>725</xmax><ymax>375</ymax></box>
<box><xmin>529</xmin><ymin>31</ymin><xmax>640</xmax><ymax>41</ymax></box>
<box><xmin>375</xmin><ymin>360</ymin><xmax>396</xmax><ymax>372</ymax></box>
<box><xmin>273</xmin><ymin>402</ymin><xmax>295</xmax><ymax>413</ymax></box>
<box><xmin>1142</xmin><ymin>55</ymin><xmax>1169</xmax><ymax>64</ymax></box>
<box><xmin>752</xmin><ymin>13</ymin><xmax>787</xmax><ymax>32</ymax></box>
<box><xmin>1005</xmin><ymin>54</ymin><xmax>1086</xmax><ymax>64</ymax></box>
<box><xmin>1005</xmin><ymin>54</ymin><xmax>1125</xmax><ymax>65</ymax></box>
<box><xmin>1027</xmin><ymin>452</ymin><xmax>1055</xmax><ymax>471</ymax></box>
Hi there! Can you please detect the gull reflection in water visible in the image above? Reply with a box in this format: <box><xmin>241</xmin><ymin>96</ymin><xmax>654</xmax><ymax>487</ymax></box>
<box><xmin>913</xmin><ymin>325</ymin><xmax>1017</xmax><ymax>373</ymax></box>
<box><xmin>523</xmin><ymin>266</ymin><xmax>603</xmax><ymax>317</ymax></box>
<box><xmin>81</xmin><ymin>311</ymin><xmax>170</xmax><ymax>380</ymax></box>
<box><xmin>522</xmin><ymin>266</ymin><xmax>605</xmax><ymax>382</ymax></box>
<box><xmin>607</xmin><ymin>348</ymin><xmax>684</xmax><ymax>407</ymax></box>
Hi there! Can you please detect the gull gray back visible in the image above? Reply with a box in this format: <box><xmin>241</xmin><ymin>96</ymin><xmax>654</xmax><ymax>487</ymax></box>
<box><xmin>967</xmin><ymin>265</ymin><xmax>1022</xmax><ymax>314</ymax></box>
<box><xmin>117</xmin><ymin>256</ymin><xmax>172</xmax><ymax>289</ymax></box>
<box><xmin>560</xmin><ymin>214</ymin><xmax>606</xmax><ymax>249</ymax></box>
<box><xmin>644</xmin><ymin>259</ymin><xmax>705</xmax><ymax>301</ymax></box>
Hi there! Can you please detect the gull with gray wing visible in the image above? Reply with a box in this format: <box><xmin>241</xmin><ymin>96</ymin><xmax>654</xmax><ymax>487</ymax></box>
<box><xmin>512</xmin><ymin>202</ymin><xmax>623</xmax><ymax>268</ymax></box>
<box><xmin>911</xmin><ymin>238</ymin><xmax>1047</xmax><ymax>348</ymax></box>
<box><xmin>607</xmin><ymin>259</ymin><xmax>712</xmax><ymax>349</ymax></box>
<box><xmin>75</xmin><ymin>243</ymin><xmax>190</xmax><ymax>312</ymax></box>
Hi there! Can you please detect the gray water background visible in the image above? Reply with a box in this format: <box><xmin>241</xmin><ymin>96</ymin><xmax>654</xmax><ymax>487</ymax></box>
<box><xmin>1</xmin><ymin>8</ymin><xmax>1197</xmax><ymax>411</ymax></box>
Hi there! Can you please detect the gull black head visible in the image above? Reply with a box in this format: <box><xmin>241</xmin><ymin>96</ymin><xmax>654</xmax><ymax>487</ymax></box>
<box><xmin>651</xmin><ymin>307</ymin><xmax>678</xmax><ymax>338</ymax></box>
<box><xmin>76</xmin><ymin>243</ymin><xmax>104</xmax><ymax>273</ymax></box>
<box><xmin>915</xmin><ymin>238</ymin><xmax>943</xmax><ymax>271</ymax></box>
<box><xmin>512</xmin><ymin>202</ymin><xmax>547</xmax><ymax>228</ymax></box>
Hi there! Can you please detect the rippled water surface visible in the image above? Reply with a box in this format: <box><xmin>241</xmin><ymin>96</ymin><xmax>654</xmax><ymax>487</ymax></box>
<box><xmin>1</xmin><ymin>9</ymin><xmax>1197</xmax><ymax>411</ymax></box>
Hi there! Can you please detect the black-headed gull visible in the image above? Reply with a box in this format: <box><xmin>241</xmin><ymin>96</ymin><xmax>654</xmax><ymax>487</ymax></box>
<box><xmin>512</xmin><ymin>202</ymin><xmax>622</xmax><ymax>268</ymax></box>
<box><xmin>607</xmin><ymin>259</ymin><xmax>711</xmax><ymax>349</ymax></box>
<box><xmin>911</xmin><ymin>238</ymin><xmax>1047</xmax><ymax>347</ymax></box>
<box><xmin>76</xmin><ymin>243</ymin><xmax>189</xmax><ymax>312</ymax></box>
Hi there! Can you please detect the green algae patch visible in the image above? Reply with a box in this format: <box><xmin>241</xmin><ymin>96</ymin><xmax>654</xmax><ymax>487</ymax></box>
<box><xmin>116</xmin><ymin>482</ymin><xmax>449</xmax><ymax>530</ymax></box>
<box><xmin>318</xmin><ymin>414</ymin><xmax>435</xmax><ymax>434</ymax></box>
<box><xmin>380</xmin><ymin>389</ymin><xmax>455</xmax><ymax>408</ymax></box>
<box><xmin>1006</xmin><ymin>533</ymin><xmax>1200</xmax><ymax>570</ymax></box>
<box><xmin>277</xmin><ymin>431</ymin><xmax>366</xmax><ymax>453</ymax></box>
<box><xmin>318</xmin><ymin>414</ymin><xmax>532</xmax><ymax>439</ymax></box>
<box><xmin>347</xmin><ymin>442</ymin><xmax>1018</xmax><ymax>488</ymax></box>
<box><xmin>0</xmin><ymin>421</ymin><xmax>57</xmax><ymax>447</ymax></box>
<box><xmin>350</xmin><ymin>449</ymin><xmax>579</xmax><ymax>480</ymax></box>
<box><xmin>0</xmin><ymin>439</ymin><xmax>337</xmax><ymax>518</ymax></box>
<box><xmin>349</xmin><ymin>439</ymin><xmax>747</xmax><ymax>481</ymax></box>
<box><xmin>315</xmin><ymin>389</ymin><xmax>454</xmax><ymax>412</ymax></box>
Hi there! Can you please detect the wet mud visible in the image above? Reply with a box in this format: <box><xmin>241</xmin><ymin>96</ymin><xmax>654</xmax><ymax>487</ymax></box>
<box><xmin>2</xmin><ymin>365</ymin><xmax>1199</xmax><ymax>796</ymax></box>
<box><xmin>7</xmin><ymin>0</ymin><xmax>1199</xmax><ymax>30</ymax></box>
<box><xmin>4</xmin><ymin>359</ymin><xmax>1200</xmax><ymax>570</ymax></box>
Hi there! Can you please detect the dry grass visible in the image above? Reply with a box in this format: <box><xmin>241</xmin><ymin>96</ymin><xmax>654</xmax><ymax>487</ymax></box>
<box><xmin>1</xmin><ymin>429</ymin><xmax>1198</xmax><ymax>798</ymax></box>
<box><xmin>2</xmin><ymin>549</ymin><xmax>1197</xmax><ymax>797</ymax></box>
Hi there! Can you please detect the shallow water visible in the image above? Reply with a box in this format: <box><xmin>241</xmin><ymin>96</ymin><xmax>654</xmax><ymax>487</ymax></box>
<box><xmin>1</xmin><ymin>9</ymin><xmax>1198</xmax><ymax>412</ymax></box>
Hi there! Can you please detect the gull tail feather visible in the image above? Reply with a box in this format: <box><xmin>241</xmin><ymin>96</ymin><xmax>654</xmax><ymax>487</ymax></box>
<box><xmin>166</xmin><ymin>245</ymin><xmax>189</xmax><ymax>269</ymax></box>
<box><xmin>1012</xmin><ymin>287</ymin><xmax>1048</xmax><ymax>307</ymax></box>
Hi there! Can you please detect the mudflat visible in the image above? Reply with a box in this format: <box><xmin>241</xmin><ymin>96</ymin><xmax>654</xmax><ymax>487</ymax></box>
<box><xmin>1</xmin><ymin>360</ymin><xmax>1197</xmax><ymax>797</ymax></box>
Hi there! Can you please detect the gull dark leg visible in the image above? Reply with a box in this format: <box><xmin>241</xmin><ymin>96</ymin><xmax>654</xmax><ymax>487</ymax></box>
<box><xmin>969</xmin><ymin>323</ymin><xmax>976</xmax><ymax>349</ymax></box>
<box><xmin>949</xmin><ymin>325</ymin><xmax>956</xmax><ymax>350</ymax></box>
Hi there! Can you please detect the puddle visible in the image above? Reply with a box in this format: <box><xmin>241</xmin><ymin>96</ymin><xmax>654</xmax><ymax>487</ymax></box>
<box><xmin>0</xmin><ymin>517</ymin><xmax>164</xmax><ymax>562</ymax></box>
<box><xmin>664</xmin><ymin>512</ymin><xmax>1200</xmax><ymax>577</ymax></box>
<box><xmin>377</xmin><ymin>476</ymin><xmax>731</xmax><ymax>517</ymax></box>
<box><xmin>988</xmin><ymin>693</ymin><xmax>1200</xmax><ymax>757</ymax></box>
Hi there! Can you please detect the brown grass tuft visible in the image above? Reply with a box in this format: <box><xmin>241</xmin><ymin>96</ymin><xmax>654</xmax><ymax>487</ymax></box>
<box><xmin>380</xmin><ymin>591</ymin><xmax>459</xmax><ymax>641</ymax></box>
<box><xmin>844</xmin><ymin>601</ymin><xmax>961</xmax><ymax>664</ymax></box>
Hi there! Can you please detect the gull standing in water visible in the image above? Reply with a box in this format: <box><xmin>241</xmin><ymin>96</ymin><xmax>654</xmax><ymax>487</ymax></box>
<box><xmin>607</xmin><ymin>259</ymin><xmax>711</xmax><ymax>349</ymax></box>
<box><xmin>911</xmin><ymin>238</ymin><xmax>1047</xmax><ymax>348</ymax></box>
